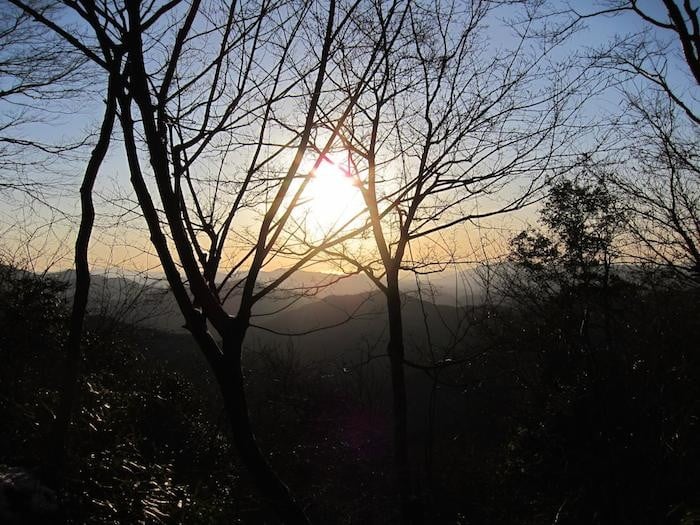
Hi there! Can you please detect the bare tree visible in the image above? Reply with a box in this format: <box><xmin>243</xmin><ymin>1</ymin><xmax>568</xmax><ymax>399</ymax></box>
<box><xmin>0</xmin><ymin>3</ymin><xmax>111</xmax><ymax>482</ymax></box>
<box><xmin>4</xmin><ymin>1</ymin><xmax>627</xmax><ymax>522</ymax></box>
<box><xmin>549</xmin><ymin>1</ymin><xmax>699</xmax><ymax>282</ymax></box>
<box><xmin>310</xmin><ymin>1</ymin><xmax>594</xmax><ymax>521</ymax></box>
<box><xmin>0</xmin><ymin>1</ymin><xmax>90</xmax><ymax>202</ymax></box>
<box><xmin>616</xmin><ymin>95</ymin><xmax>699</xmax><ymax>282</ymax></box>
<box><xmin>7</xmin><ymin>0</ymin><xmax>407</xmax><ymax>522</ymax></box>
<box><xmin>547</xmin><ymin>1</ymin><xmax>697</xmax><ymax>119</ymax></box>
<box><xmin>51</xmin><ymin>72</ymin><xmax>117</xmax><ymax>481</ymax></box>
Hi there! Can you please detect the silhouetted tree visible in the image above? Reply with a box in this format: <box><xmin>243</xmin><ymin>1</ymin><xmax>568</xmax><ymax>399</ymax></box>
<box><xmin>0</xmin><ymin>1</ymin><xmax>89</xmax><ymax>202</ymax></box>
<box><xmin>489</xmin><ymin>175</ymin><xmax>700</xmax><ymax>524</ymax></box>
<box><xmin>7</xmin><ymin>1</ymin><xmax>394</xmax><ymax>522</ymax></box>
<box><xmin>315</xmin><ymin>1</ymin><xmax>596</xmax><ymax>521</ymax></box>
<box><xmin>554</xmin><ymin>1</ymin><xmax>700</xmax><ymax>284</ymax></box>
<box><xmin>510</xmin><ymin>177</ymin><xmax>624</xmax><ymax>292</ymax></box>
<box><xmin>51</xmin><ymin>72</ymin><xmax>117</xmax><ymax>482</ymax></box>
<box><xmin>614</xmin><ymin>96</ymin><xmax>700</xmax><ymax>283</ymax></box>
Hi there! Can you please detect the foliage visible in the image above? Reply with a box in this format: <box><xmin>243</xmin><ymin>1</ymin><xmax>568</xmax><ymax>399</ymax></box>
<box><xmin>0</xmin><ymin>266</ymin><xmax>239</xmax><ymax>523</ymax></box>
<box><xmin>510</xmin><ymin>177</ymin><xmax>624</xmax><ymax>285</ymax></box>
<box><xmin>482</xmin><ymin>179</ymin><xmax>700</xmax><ymax>524</ymax></box>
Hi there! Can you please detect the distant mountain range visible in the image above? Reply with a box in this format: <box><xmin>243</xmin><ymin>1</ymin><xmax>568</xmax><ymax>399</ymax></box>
<box><xmin>50</xmin><ymin>267</ymin><xmax>489</xmax><ymax>364</ymax></box>
<box><xmin>49</xmin><ymin>262</ymin><xmax>677</xmax><ymax>372</ymax></box>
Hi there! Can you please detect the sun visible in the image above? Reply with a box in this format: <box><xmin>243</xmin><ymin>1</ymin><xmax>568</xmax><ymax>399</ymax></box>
<box><xmin>299</xmin><ymin>154</ymin><xmax>364</xmax><ymax>237</ymax></box>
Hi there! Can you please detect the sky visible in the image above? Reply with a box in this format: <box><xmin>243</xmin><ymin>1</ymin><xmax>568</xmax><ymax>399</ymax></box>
<box><xmin>0</xmin><ymin>0</ymin><xmax>695</xmax><ymax>278</ymax></box>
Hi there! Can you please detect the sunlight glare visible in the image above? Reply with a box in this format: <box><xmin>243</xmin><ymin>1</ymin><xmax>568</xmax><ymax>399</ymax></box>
<box><xmin>301</xmin><ymin>154</ymin><xmax>364</xmax><ymax>238</ymax></box>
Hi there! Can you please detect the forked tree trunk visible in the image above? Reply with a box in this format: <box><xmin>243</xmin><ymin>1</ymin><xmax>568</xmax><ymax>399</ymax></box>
<box><xmin>117</xmin><ymin>89</ymin><xmax>309</xmax><ymax>524</ymax></box>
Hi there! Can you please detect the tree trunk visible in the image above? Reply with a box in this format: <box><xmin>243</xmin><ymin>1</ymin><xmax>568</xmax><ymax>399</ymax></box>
<box><xmin>206</xmin><ymin>326</ymin><xmax>311</xmax><ymax>525</ymax></box>
<box><xmin>385</xmin><ymin>273</ymin><xmax>422</xmax><ymax>524</ymax></box>
<box><xmin>49</xmin><ymin>81</ymin><xmax>116</xmax><ymax>483</ymax></box>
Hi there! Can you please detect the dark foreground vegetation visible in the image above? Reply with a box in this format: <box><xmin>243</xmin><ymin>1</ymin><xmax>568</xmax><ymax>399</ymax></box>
<box><xmin>1</xmin><ymin>251</ymin><xmax>698</xmax><ymax>523</ymax></box>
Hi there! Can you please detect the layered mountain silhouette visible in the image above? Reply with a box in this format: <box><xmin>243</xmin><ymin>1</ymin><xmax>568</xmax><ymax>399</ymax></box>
<box><xmin>51</xmin><ymin>267</ymin><xmax>489</xmax><ymax>366</ymax></box>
